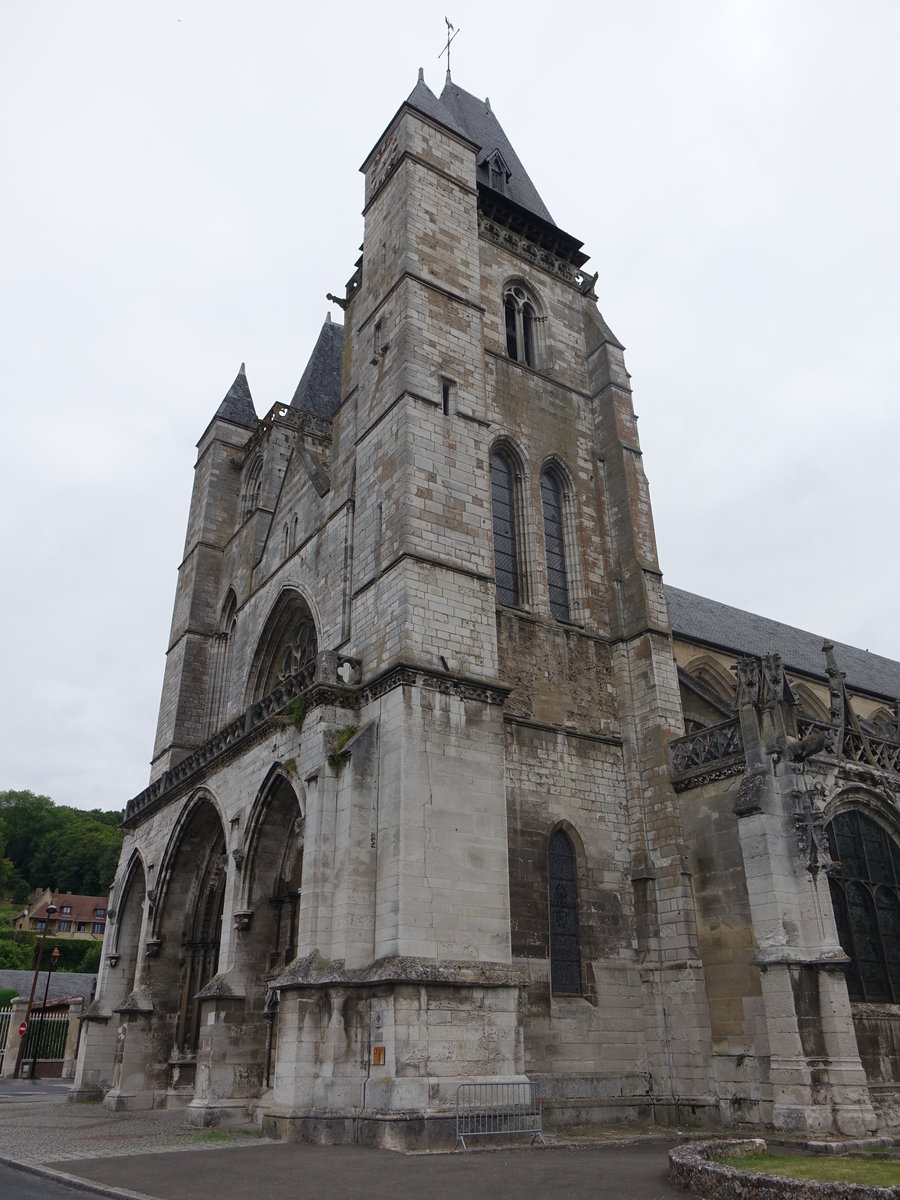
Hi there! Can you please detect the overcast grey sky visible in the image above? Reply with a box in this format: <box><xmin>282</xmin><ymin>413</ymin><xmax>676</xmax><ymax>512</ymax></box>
<box><xmin>2</xmin><ymin>1</ymin><xmax>898</xmax><ymax>812</ymax></box>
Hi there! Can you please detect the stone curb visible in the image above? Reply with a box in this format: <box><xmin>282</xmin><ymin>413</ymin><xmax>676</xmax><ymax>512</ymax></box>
<box><xmin>0</xmin><ymin>1154</ymin><xmax>159</xmax><ymax>1200</ymax></box>
<box><xmin>805</xmin><ymin>1137</ymin><xmax>898</xmax><ymax>1156</ymax></box>
<box><xmin>668</xmin><ymin>1138</ymin><xmax>900</xmax><ymax>1199</ymax></box>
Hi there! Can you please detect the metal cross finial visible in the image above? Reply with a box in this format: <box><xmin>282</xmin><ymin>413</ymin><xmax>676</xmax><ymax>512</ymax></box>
<box><xmin>439</xmin><ymin>17</ymin><xmax>459</xmax><ymax>79</ymax></box>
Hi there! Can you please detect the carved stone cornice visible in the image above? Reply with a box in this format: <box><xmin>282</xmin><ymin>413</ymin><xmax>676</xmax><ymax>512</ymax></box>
<box><xmin>123</xmin><ymin>653</ymin><xmax>361</xmax><ymax>830</ymax></box>
<box><xmin>478</xmin><ymin>213</ymin><xmax>595</xmax><ymax>294</ymax></box>
<box><xmin>359</xmin><ymin>664</ymin><xmax>511</xmax><ymax>707</ymax></box>
<box><xmin>674</xmin><ymin>759</ymin><xmax>747</xmax><ymax>794</ymax></box>
<box><xmin>272</xmin><ymin>952</ymin><xmax>525</xmax><ymax>992</ymax></box>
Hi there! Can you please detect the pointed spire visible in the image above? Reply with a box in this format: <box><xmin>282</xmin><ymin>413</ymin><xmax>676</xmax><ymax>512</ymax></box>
<box><xmin>290</xmin><ymin>317</ymin><xmax>344</xmax><ymax>419</ymax></box>
<box><xmin>214</xmin><ymin>363</ymin><xmax>257</xmax><ymax>429</ymax></box>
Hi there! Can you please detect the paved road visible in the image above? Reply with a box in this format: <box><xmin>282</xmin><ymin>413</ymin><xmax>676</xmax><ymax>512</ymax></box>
<box><xmin>0</xmin><ymin>1080</ymin><xmax>73</xmax><ymax>1104</ymax></box>
<box><xmin>50</xmin><ymin>1141</ymin><xmax>681</xmax><ymax>1200</ymax></box>
<box><xmin>1</xmin><ymin>1161</ymin><xmax>95</xmax><ymax>1200</ymax></box>
<box><xmin>0</xmin><ymin>1078</ymin><xmax>682</xmax><ymax>1200</ymax></box>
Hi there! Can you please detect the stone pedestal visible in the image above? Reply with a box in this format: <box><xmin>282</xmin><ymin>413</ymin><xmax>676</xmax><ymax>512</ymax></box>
<box><xmin>264</xmin><ymin>965</ymin><xmax>524</xmax><ymax>1148</ymax></box>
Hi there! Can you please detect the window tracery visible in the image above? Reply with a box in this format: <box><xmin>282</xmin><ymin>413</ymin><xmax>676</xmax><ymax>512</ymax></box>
<box><xmin>827</xmin><ymin>808</ymin><xmax>900</xmax><ymax>1003</ymax></box>
<box><xmin>247</xmin><ymin>590</ymin><xmax>319</xmax><ymax>703</ymax></box>
<box><xmin>240</xmin><ymin>455</ymin><xmax>263</xmax><ymax>521</ymax></box>
<box><xmin>503</xmin><ymin>283</ymin><xmax>541</xmax><ymax>368</ymax></box>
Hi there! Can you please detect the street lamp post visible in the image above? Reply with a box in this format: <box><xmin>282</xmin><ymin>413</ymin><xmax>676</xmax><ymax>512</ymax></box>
<box><xmin>13</xmin><ymin>902</ymin><xmax>58</xmax><ymax>1079</ymax></box>
<box><xmin>30</xmin><ymin>946</ymin><xmax>60</xmax><ymax>1082</ymax></box>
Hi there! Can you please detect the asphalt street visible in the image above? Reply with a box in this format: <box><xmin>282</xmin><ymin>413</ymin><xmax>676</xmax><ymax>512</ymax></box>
<box><xmin>48</xmin><ymin>1140</ymin><xmax>681</xmax><ymax>1200</ymax></box>
<box><xmin>1</xmin><ymin>1161</ymin><xmax>104</xmax><ymax>1200</ymax></box>
<box><xmin>0</xmin><ymin>1077</ymin><xmax>682</xmax><ymax>1200</ymax></box>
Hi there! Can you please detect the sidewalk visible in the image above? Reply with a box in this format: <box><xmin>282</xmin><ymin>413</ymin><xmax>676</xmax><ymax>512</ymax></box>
<box><xmin>0</xmin><ymin>1079</ymin><xmax>681</xmax><ymax>1200</ymax></box>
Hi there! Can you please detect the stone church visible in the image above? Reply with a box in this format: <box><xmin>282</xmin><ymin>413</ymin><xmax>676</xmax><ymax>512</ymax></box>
<box><xmin>72</xmin><ymin>70</ymin><xmax>900</xmax><ymax>1144</ymax></box>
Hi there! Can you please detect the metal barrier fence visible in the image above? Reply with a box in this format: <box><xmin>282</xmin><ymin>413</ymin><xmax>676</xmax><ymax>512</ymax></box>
<box><xmin>22</xmin><ymin>1014</ymin><xmax>68</xmax><ymax>1064</ymax></box>
<box><xmin>455</xmin><ymin>1081</ymin><xmax>545</xmax><ymax>1150</ymax></box>
<box><xmin>0</xmin><ymin>1008</ymin><xmax>10</xmax><ymax>1070</ymax></box>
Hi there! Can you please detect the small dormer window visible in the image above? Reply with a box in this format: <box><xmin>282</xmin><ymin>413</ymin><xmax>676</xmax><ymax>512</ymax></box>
<box><xmin>486</xmin><ymin>149</ymin><xmax>510</xmax><ymax>197</ymax></box>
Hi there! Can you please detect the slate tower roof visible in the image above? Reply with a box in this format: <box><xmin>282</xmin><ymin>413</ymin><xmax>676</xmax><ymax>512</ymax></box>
<box><xmin>290</xmin><ymin>316</ymin><xmax>344</xmax><ymax>419</ymax></box>
<box><xmin>214</xmin><ymin>363</ymin><xmax>257</xmax><ymax>429</ymax></box>
<box><xmin>405</xmin><ymin>73</ymin><xmax>555</xmax><ymax>224</ymax></box>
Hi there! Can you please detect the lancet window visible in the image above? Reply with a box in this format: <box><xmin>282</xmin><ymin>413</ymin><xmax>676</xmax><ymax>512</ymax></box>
<box><xmin>490</xmin><ymin>447</ymin><xmax>523</xmax><ymax>608</ymax></box>
<box><xmin>548</xmin><ymin>828</ymin><xmax>582</xmax><ymax>995</ymax></box>
<box><xmin>540</xmin><ymin>466</ymin><xmax>570</xmax><ymax>621</ymax></box>
<box><xmin>240</xmin><ymin>455</ymin><xmax>263</xmax><ymax>521</ymax></box>
<box><xmin>504</xmin><ymin>284</ymin><xmax>540</xmax><ymax>368</ymax></box>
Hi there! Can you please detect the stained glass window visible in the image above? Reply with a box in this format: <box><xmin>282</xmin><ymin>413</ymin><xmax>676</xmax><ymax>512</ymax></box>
<box><xmin>827</xmin><ymin>809</ymin><xmax>900</xmax><ymax>1002</ymax></box>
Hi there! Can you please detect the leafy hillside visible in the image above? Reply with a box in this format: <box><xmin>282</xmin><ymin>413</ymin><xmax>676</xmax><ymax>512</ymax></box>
<box><xmin>1</xmin><ymin>789</ymin><xmax>123</xmax><ymax>903</ymax></box>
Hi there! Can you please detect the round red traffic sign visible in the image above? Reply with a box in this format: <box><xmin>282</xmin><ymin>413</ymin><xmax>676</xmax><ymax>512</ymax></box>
<box><xmin>18</xmin><ymin>1020</ymin><xmax>27</xmax><ymax>1037</ymax></box>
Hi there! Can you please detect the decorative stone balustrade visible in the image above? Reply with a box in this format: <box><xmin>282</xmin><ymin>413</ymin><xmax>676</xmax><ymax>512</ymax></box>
<box><xmin>123</xmin><ymin>652</ymin><xmax>360</xmax><ymax>828</ymax></box>
<box><xmin>670</xmin><ymin>718</ymin><xmax>745</xmax><ymax>791</ymax></box>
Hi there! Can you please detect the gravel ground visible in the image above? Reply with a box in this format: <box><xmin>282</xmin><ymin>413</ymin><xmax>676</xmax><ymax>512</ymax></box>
<box><xmin>0</xmin><ymin>1081</ymin><xmax>272</xmax><ymax>1163</ymax></box>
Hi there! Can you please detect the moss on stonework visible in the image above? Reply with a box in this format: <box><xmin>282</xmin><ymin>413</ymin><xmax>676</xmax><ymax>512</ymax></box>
<box><xmin>289</xmin><ymin>698</ymin><xmax>306</xmax><ymax>731</ymax></box>
<box><xmin>328</xmin><ymin>725</ymin><xmax>358</xmax><ymax>771</ymax></box>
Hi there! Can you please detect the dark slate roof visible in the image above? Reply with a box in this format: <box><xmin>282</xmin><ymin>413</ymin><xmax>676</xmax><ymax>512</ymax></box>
<box><xmin>666</xmin><ymin>585</ymin><xmax>900</xmax><ymax>702</ymax></box>
<box><xmin>439</xmin><ymin>80</ymin><xmax>555</xmax><ymax>224</ymax></box>
<box><xmin>214</xmin><ymin>363</ymin><xmax>257</xmax><ymax>429</ymax></box>
<box><xmin>290</xmin><ymin>318</ymin><xmax>344</xmax><ymax>418</ymax></box>
<box><xmin>405</xmin><ymin>76</ymin><xmax>469</xmax><ymax>142</ymax></box>
<box><xmin>0</xmin><ymin>969</ymin><xmax>97</xmax><ymax>1005</ymax></box>
<box><xmin>404</xmin><ymin>75</ymin><xmax>555</xmax><ymax>225</ymax></box>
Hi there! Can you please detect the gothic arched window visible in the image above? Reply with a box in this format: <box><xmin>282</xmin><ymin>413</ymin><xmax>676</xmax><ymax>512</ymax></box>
<box><xmin>246</xmin><ymin>590</ymin><xmax>319</xmax><ymax>703</ymax></box>
<box><xmin>490</xmin><ymin>447</ymin><xmax>522</xmax><ymax>608</ymax></box>
<box><xmin>241</xmin><ymin>455</ymin><xmax>263</xmax><ymax>521</ymax></box>
<box><xmin>827</xmin><ymin>809</ymin><xmax>900</xmax><ymax>1002</ymax></box>
<box><xmin>504</xmin><ymin>284</ymin><xmax>540</xmax><ymax>368</ymax></box>
<box><xmin>540</xmin><ymin>466</ymin><xmax>570</xmax><ymax>621</ymax></box>
<box><xmin>204</xmin><ymin>590</ymin><xmax>237</xmax><ymax>737</ymax></box>
<box><xmin>548</xmin><ymin>829</ymin><xmax>581</xmax><ymax>995</ymax></box>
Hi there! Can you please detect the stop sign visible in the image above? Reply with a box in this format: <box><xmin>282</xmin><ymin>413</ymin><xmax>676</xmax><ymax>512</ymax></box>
<box><xmin>18</xmin><ymin>1021</ymin><xmax>27</xmax><ymax>1037</ymax></box>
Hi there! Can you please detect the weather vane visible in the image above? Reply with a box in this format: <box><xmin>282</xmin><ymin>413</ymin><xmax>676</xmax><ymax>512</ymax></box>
<box><xmin>439</xmin><ymin>17</ymin><xmax>459</xmax><ymax>76</ymax></box>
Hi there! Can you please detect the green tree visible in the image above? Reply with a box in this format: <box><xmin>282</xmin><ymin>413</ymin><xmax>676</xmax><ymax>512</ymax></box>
<box><xmin>0</xmin><ymin>790</ymin><xmax>123</xmax><ymax>897</ymax></box>
<box><xmin>0</xmin><ymin>938</ymin><xmax>31</xmax><ymax>970</ymax></box>
<box><xmin>0</xmin><ymin>790</ymin><xmax>54</xmax><ymax>883</ymax></box>
<box><xmin>77</xmin><ymin>941</ymin><xmax>103</xmax><ymax>973</ymax></box>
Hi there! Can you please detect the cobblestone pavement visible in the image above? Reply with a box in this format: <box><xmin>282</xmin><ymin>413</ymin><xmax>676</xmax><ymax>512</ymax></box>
<box><xmin>0</xmin><ymin>1081</ymin><xmax>273</xmax><ymax>1163</ymax></box>
<box><xmin>0</xmin><ymin>1079</ymin><xmax>684</xmax><ymax>1200</ymax></box>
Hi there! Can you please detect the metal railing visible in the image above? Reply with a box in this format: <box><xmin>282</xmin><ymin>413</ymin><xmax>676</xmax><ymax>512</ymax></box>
<box><xmin>455</xmin><ymin>1081</ymin><xmax>545</xmax><ymax>1150</ymax></box>
<box><xmin>0</xmin><ymin>1007</ymin><xmax>10</xmax><ymax>1070</ymax></box>
<box><xmin>22</xmin><ymin>1014</ymin><xmax>68</xmax><ymax>1063</ymax></box>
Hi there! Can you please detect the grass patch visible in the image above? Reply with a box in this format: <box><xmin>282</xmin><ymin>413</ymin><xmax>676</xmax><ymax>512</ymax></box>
<box><xmin>289</xmin><ymin>698</ymin><xmax>306</xmax><ymax>731</ymax></box>
<box><xmin>723</xmin><ymin>1151</ymin><xmax>900</xmax><ymax>1188</ymax></box>
<box><xmin>189</xmin><ymin>1126</ymin><xmax>264</xmax><ymax>1144</ymax></box>
<box><xmin>191</xmin><ymin>1130</ymin><xmax>236</xmax><ymax>1144</ymax></box>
